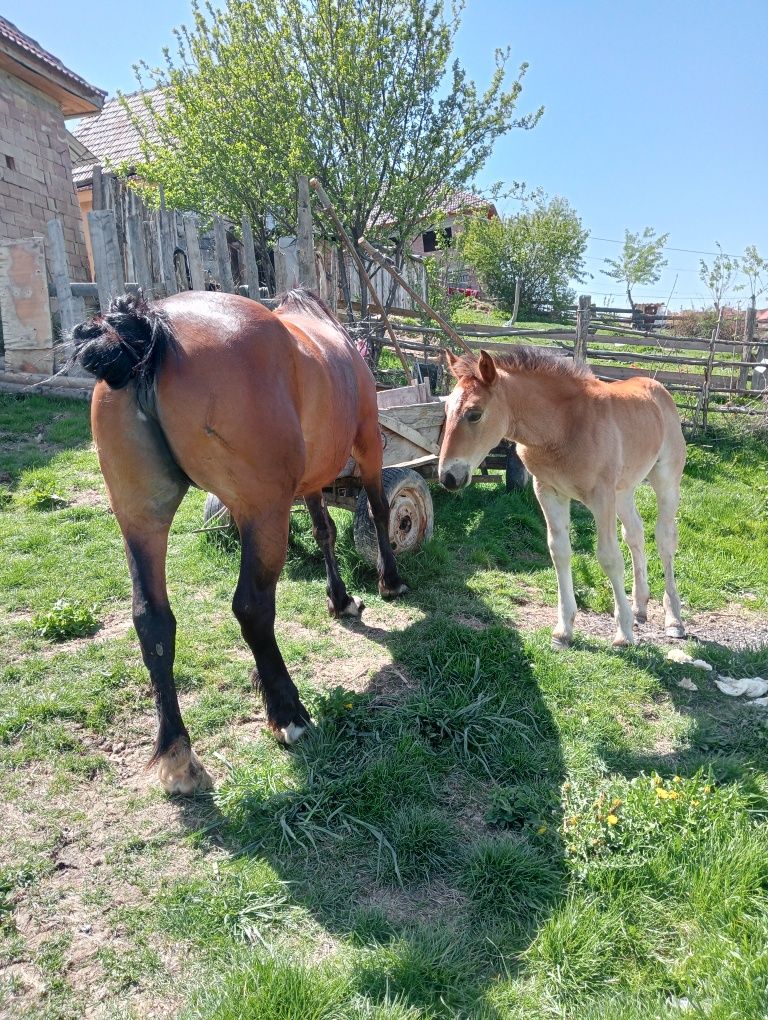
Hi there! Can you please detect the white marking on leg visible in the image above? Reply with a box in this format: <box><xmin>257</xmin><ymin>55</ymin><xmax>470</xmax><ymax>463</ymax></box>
<box><xmin>535</xmin><ymin>481</ymin><xmax>576</xmax><ymax>647</ymax></box>
<box><xmin>155</xmin><ymin>643</ymin><xmax>164</xmax><ymax>656</ymax></box>
<box><xmin>156</xmin><ymin>746</ymin><xmax>213</xmax><ymax>795</ymax></box>
<box><xmin>592</xmin><ymin>494</ymin><xmax>634</xmax><ymax>646</ymax></box>
<box><xmin>617</xmin><ymin>490</ymin><xmax>650</xmax><ymax>624</ymax></box>
<box><xmin>648</xmin><ymin>462</ymin><xmax>686</xmax><ymax>638</ymax></box>
<box><xmin>278</xmin><ymin>722</ymin><xmax>306</xmax><ymax>745</ymax></box>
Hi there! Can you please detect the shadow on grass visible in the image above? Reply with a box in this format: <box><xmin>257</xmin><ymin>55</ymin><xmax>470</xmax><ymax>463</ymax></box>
<box><xmin>170</xmin><ymin>492</ymin><xmax>571</xmax><ymax>1017</ymax></box>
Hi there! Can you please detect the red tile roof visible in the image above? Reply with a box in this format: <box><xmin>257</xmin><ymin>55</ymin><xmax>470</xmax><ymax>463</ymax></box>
<box><xmin>71</xmin><ymin>90</ymin><xmax>167</xmax><ymax>185</ymax></box>
<box><xmin>0</xmin><ymin>16</ymin><xmax>105</xmax><ymax>104</ymax></box>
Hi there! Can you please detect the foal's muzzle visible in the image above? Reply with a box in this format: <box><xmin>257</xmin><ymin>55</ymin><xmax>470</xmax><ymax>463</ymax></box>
<box><xmin>439</xmin><ymin>463</ymin><xmax>470</xmax><ymax>491</ymax></box>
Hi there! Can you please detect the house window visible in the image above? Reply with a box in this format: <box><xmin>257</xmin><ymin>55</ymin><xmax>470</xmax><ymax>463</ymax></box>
<box><xmin>421</xmin><ymin>226</ymin><xmax>453</xmax><ymax>253</ymax></box>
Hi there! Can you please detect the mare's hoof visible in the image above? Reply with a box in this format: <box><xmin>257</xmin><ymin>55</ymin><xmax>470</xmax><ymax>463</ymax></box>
<box><xmin>273</xmin><ymin>720</ymin><xmax>309</xmax><ymax>745</ymax></box>
<box><xmin>551</xmin><ymin>634</ymin><xmax>571</xmax><ymax>651</ymax></box>
<box><xmin>634</xmin><ymin>612</ymin><xmax>647</xmax><ymax>626</ymax></box>
<box><xmin>665</xmin><ymin>623</ymin><xmax>686</xmax><ymax>639</ymax></box>
<box><xmin>331</xmin><ymin>595</ymin><xmax>365</xmax><ymax>618</ymax></box>
<box><xmin>379</xmin><ymin>581</ymin><xmax>409</xmax><ymax>600</ymax></box>
<box><xmin>156</xmin><ymin>746</ymin><xmax>213</xmax><ymax>796</ymax></box>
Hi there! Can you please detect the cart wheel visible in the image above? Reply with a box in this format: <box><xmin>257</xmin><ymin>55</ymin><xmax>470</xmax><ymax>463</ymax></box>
<box><xmin>354</xmin><ymin>467</ymin><xmax>434</xmax><ymax>564</ymax></box>
<box><xmin>505</xmin><ymin>444</ymin><xmax>529</xmax><ymax>491</ymax></box>
<box><xmin>203</xmin><ymin>492</ymin><xmax>237</xmax><ymax>537</ymax></box>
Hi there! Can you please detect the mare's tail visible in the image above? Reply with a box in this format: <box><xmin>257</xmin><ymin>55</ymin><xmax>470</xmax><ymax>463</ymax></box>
<box><xmin>71</xmin><ymin>293</ymin><xmax>176</xmax><ymax>393</ymax></box>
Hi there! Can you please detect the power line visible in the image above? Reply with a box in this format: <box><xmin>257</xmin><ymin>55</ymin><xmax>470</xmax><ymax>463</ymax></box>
<box><xmin>591</xmin><ymin>236</ymin><xmax>742</xmax><ymax>259</ymax></box>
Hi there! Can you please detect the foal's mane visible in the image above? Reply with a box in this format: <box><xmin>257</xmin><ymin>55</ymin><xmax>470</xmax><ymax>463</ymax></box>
<box><xmin>453</xmin><ymin>347</ymin><xmax>594</xmax><ymax>383</ymax></box>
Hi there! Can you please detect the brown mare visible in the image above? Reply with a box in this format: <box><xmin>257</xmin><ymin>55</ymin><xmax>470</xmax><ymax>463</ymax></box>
<box><xmin>72</xmin><ymin>288</ymin><xmax>406</xmax><ymax>794</ymax></box>
<box><xmin>438</xmin><ymin>349</ymin><xmax>687</xmax><ymax>649</ymax></box>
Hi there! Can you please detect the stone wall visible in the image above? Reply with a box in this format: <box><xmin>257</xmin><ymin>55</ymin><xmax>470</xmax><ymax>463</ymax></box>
<box><xmin>0</xmin><ymin>68</ymin><xmax>90</xmax><ymax>281</ymax></box>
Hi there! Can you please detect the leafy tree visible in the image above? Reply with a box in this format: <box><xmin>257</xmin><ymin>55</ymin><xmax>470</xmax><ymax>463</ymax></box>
<box><xmin>698</xmin><ymin>243</ymin><xmax>738</xmax><ymax>312</ymax></box>
<box><xmin>740</xmin><ymin>245</ymin><xmax>767</xmax><ymax>301</ymax></box>
<box><xmin>459</xmin><ymin>196</ymin><xmax>589</xmax><ymax>315</ymax></box>
<box><xmin>603</xmin><ymin>227</ymin><xmax>668</xmax><ymax>310</ymax></box>
<box><xmin>127</xmin><ymin>0</ymin><xmax>542</xmax><ymax>298</ymax></box>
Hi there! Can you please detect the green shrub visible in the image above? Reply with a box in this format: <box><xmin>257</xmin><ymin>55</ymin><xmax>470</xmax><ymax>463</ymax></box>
<box><xmin>34</xmin><ymin>599</ymin><xmax>99</xmax><ymax>641</ymax></box>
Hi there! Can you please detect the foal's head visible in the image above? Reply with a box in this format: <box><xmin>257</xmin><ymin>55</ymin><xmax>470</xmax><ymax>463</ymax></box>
<box><xmin>438</xmin><ymin>351</ymin><xmax>508</xmax><ymax>490</ymax></box>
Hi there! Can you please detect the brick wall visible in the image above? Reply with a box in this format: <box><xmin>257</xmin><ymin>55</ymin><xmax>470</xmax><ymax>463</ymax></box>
<box><xmin>0</xmin><ymin>68</ymin><xmax>90</xmax><ymax>281</ymax></box>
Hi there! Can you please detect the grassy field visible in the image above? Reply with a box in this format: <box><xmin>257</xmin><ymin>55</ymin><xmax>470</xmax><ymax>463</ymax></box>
<box><xmin>1</xmin><ymin>394</ymin><xmax>768</xmax><ymax>1019</ymax></box>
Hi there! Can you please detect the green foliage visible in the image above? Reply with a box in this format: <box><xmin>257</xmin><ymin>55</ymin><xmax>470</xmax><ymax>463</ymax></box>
<box><xmin>129</xmin><ymin>0</ymin><xmax>541</xmax><ymax>291</ymax></box>
<box><xmin>740</xmin><ymin>244</ymin><xmax>767</xmax><ymax>300</ymax></box>
<box><xmin>459</xmin><ymin>195</ymin><xmax>588</xmax><ymax>314</ymax></box>
<box><xmin>33</xmin><ymin>599</ymin><xmax>99</xmax><ymax>641</ymax></box>
<box><xmin>698</xmin><ymin>242</ymin><xmax>738</xmax><ymax>312</ymax></box>
<box><xmin>603</xmin><ymin>227</ymin><xmax>668</xmax><ymax>309</ymax></box>
<box><xmin>14</xmin><ymin>468</ymin><xmax>67</xmax><ymax>510</ymax></box>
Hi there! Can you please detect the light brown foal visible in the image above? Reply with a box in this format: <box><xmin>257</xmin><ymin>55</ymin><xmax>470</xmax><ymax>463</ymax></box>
<box><xmin>438</xmin><ymin>349</ymin><xmax>686</xmax><ymax>648</ymax></box>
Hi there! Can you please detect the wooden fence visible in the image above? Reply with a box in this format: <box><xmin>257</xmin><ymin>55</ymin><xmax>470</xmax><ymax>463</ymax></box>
<box><xmin>384</xmin><ymin>295</ymin><xmax>768</xmax><ymax>427</ymax></box>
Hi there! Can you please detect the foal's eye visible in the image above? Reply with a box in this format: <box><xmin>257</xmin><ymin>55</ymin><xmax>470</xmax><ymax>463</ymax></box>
<box><xmin>466</xmin><ymin>409</ymin><xmax>483</xmax><ymax>424</ymax></box>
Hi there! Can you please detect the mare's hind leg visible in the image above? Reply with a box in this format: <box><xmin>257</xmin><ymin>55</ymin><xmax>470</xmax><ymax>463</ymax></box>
<box><xmin>305</xmin><ymin>493</ymin><xmax>363</xmax><ymax>618</ymax></box>
<box><xmin>352</xmin><ymin>425</ymin><xmax>407</xmax><ymax>599</ymax></box>
<box><xmin>616</xmin><ymin>489</ymin><xmax>651</xmax><ymax>625</ymax></box>
<box><xmin>92</xmin><ymin>386</ymin><xmax>211</xmax><ymax>795</ymax></box>
<box><xmin>232</xmin><ymin>511</ymin><xmax>311</xmax><ymax>744</ymax></box>
<box><xmin>647</xmin><ymin>461</ymin><xmax>686</xmax><ymax>638</ymax></box>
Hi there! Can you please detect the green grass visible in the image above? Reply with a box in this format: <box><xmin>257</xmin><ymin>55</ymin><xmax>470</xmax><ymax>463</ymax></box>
<box><xmin>1</xmin><ymin>393</ymin><xmax>768</xmax><ymax>1018</ymax></box>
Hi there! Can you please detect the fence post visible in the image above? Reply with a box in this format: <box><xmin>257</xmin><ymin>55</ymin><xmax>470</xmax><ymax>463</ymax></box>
<box><xmin>738</xmin><ymin>296</ymin><xmax>757</xmax><ymax>391</ymax></box>
<box><xmin>157</xmin><ymin>210</ymin><xmax>178</xmax><ymax>295</ymax></box>
<box><xmin>46</xmin><ymin>218</ymin><xmax>85</xmax><ymax>333</ymax></box>
<box><xmin>181</xmin><ymin>213</ymin><xmax>206</xmax><ymax>291</ymax></box>
<box><xmin>240</xmin><ymin>213</ymin><xmax>260</xmax><ymax>298</ymax></box>
<box><xmin>88</xmin><ymin>209</ymin><xmax>125</xmax><ymax>312</ymax></box>
<box><xmin>296</xmin><ymin>175</ymin><xmax>316</xmax><ymax>290</ymax></box>
<box><xmin>574</xmin><ymin>294</ymin><xmax>591</xmax><ymax>364</ymax></box>
<box><xmin>125</xmin><ymin>213</ymin><xmax>153</xmax><ymax>300</ymax></box>
<box><xmin>0</xmin><ymin>236</ymin><xmax>54</xmax><ymax>374</ymax></box>
<box><xmin>214</xmin><ymin>215</ymin><xmax>235</xmax><ymax>293</ymax></box>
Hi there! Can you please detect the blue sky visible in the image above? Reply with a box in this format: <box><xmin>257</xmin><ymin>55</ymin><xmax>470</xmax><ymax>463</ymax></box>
<box><xmin>9</xmin><ymin>0</ymin><xmax>768</xmax><ymax>308</ymax></box>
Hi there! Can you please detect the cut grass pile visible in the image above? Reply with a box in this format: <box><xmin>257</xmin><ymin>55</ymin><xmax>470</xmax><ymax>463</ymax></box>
<box><xmin>1</xmin><ymin>393</ymin><xmax>767</xmax><ymax>1019</ymax></box>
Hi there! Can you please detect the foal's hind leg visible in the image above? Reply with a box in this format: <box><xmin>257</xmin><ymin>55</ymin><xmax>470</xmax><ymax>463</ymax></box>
<box><xmin>589</xmin><ymin>490</ymin><xmax>635</xmax><ymax>647</ymax></box>
<box><xmin>92</xmin><ymin>385</ymin><xmax>211</xmax><ymax>795</ymax></box>
<box><xmin>305</xmin><ymin>493</ymin><xmax>364</xmax><ymax>618</ymax></box>
<box><xmin>647</xmin><ymin>461</ymin><xmax>686</xmax><ymax>639</ymax></box>
<box><xmin>232</xmin><ymin>511</ymin><xmax>311</xmax><ymax>744</ymax></box>
<box><xmin>616</xmin><ymin>489</ymin><xmax>651</xmax><ymax>625</ymax></box>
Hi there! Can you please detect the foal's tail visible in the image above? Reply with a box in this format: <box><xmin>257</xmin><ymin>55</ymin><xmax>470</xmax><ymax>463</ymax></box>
<box><xmin>71</xmin><ymin>293</ymin><xmax>177</xmax><ymax>394</ymax></box>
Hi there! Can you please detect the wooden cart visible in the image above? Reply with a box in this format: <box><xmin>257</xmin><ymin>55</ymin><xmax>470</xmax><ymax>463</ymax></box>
<box><xmin>202</xmin><ymin>381</ymin><xmax>527</xmax><ymax>561</ymax></box>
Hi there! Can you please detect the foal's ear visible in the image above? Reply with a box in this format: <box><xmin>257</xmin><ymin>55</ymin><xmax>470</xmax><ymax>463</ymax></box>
<box><xmin>445</xmin><ymin>350</ymin><xmax>461</xmax><ymax>378</ymax></box>
<box><xmin>478</xmin><ymin>350</ymin><xmax>497</xmax><ymax>386</ymax></box>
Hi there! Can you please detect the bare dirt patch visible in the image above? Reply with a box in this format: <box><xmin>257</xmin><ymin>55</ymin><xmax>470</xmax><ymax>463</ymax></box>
<box><xmin>508</xmin><ymin>598</ymin><xmax>768</xmax><ymax>652</ymax></box>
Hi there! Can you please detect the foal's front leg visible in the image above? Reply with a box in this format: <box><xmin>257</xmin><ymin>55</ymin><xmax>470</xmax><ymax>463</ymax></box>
<box><xmin>590</xmin><ymin>492</ymin><xmax>635</xmax><ymax>647</ymax></box>
<box><xmin>534</xmin><ymin>480</ymin><xmax>577</xmax><ymax>649</ymax></box>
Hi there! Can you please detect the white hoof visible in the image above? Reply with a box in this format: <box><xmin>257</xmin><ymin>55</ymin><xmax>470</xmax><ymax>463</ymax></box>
<box><xmin>551</xmin><ymin>633</ymin><xmax>571</xmax><ymax>651</ymax></box>
<box><xmin>612</xmin><ymin>634</ymin><xmax>634</xmax><ymax>648</ymax></box>
<box><xmin>156</xmin><ymin>747</ymin><xmax>213</xmax><ymax>796</ymax></box>
<box><xmin>339</xmin><ymin>596</ymin><xmax>365</xmax><ymax>617</ymax></box>
<box><xmin>666</xmin><ymin>623</ymin><xmax>686</xmax><ymax>639</ymax></box>
<box><xmin>276</xmin><ymin>721</ymin><xmax>307</xmax><ymax>745</ymax></box>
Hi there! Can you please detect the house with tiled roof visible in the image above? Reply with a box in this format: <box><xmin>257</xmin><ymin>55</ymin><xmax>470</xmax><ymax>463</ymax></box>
<box><xmin>0</xmin><ymin>15</ymin><xmax>105</xmax><ymax>281</ymax></box>
<box><xmin>409</xmin><ymin>190</ymin><xmax>498</xmax><ymax>297</ymax></box>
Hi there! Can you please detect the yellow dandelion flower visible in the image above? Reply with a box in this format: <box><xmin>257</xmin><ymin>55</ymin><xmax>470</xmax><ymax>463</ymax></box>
<box><xmin>692</xmin><ymin>799</ymin><xmax>700</xmax><ymax>807</ymax></box>
<box><xmin>537</xmin><ymin>824</ymin><xmax>548</xmax><ymax>834</ymax></box>
<box><xmin>667</xmin><ymin>790</ymin><xmax>679</xmax><ymax>800</ymax></box>
<box><xmin>673</xmin><ymin>776</ymin><xmax>682</xmax><ymax>783</ymax></box>
<box><xmin>607</xmin><ymin>814</ymin><xmax>619</xmax><ymax>826</ymax></box>
<box><xmin>653</xmin><ymin>775</ymin><xmax>663</xmax><ymax>787</ymax></box>
<box><xmin>704</xmin><ymin>785</ymin><xmax>712</xmax><ymax>794</ymax></box>
<box><xmin>656</xmin><ymin>788</ymin><xmax>671</xmax><ymax>800</ymax></box>
<box><xmin>611</xmin><ymin>798</ymin><xmax>623</xmax><ymax>808</ymax></box>
<box><xmin>566</xmin><ymin>816</ymin><xmax>579</xmax><ymax>827</ymax></box>
<box><xmin>344</xmin><ymin>703</ymin><xmax>353</xmax><ymax>709</ymax></box>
